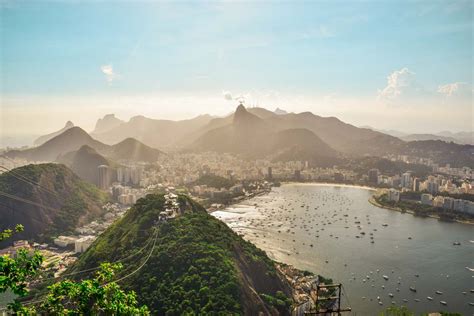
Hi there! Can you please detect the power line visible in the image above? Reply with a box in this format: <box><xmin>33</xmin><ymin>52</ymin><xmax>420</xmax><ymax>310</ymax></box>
<box><xmin>0</xmin><ymin>165</ymin><xmax>63</xmax><ymax>198</ymax></box>
<box><xmin>0</xmin><ymin>190</ymin><xmax>62</xmax><ymax>213</ymax></box>
<box><xmin>102</xmin><ymin>228</ymin><xmax>159</xmax><ymax>287</ymax></box>
<box><xmin>0</xmin><ymin>228</ymin><xmax>158</xmax><ymax>311</ymax></box>
<box><xmin>33</xmin><ymin>227</ymin><xmax>157</xmax><ymax>285</ymax></box>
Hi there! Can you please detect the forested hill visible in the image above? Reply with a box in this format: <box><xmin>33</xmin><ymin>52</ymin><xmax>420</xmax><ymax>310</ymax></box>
<box><xmin>0</xmin><ymin>163</ymin><xmax>108</xmax><ymax>245</ymax></box>
<box><xmin>69</xmin><ymin>194</ymin><xmax>294</xmax><ymax>315</ymax></box>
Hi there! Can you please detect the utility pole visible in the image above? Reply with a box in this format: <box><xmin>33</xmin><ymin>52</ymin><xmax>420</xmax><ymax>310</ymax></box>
<box><xmin>305</xmin><ymin>283</ymin><xmax>352</xmax><ymax>315</ymax></box>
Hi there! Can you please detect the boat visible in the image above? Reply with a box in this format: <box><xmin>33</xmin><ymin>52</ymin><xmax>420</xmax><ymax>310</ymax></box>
<box><xmin>427</xmin><ymin>296</ymin><xmax>433</xmax><ymax>301</ymax></box>
<box><xmin>440</xmin><ymin>301</ymin><xmax>447</xmax><ymax>305</ymax></box>
<box><xmin>409</xmin><ymin>287</ymin><xmax>416</xmax><ymax>292</ymax></box>
<box><xmin>435</xmin><ymin>290</ymin><xmax>443</xmax><ymax>295</ymax></box>
<box><xmin>453</xmin><ymin>241</ymin><xmax>461</xmax><ymax>246</ymax></box>
<box><xmin>414</xmin><ymin>299</ymin><xmax>420</xmax><ymax>302</ymax></box>
<box><xmin>383</xmin><ymin>275</ymin><xmax>389</xmax><ymax>280</ymax></box>
<box><xmin>388</xmin><ymin>293</ymin><xmax>394</xmax><ymax>298</ymax></box>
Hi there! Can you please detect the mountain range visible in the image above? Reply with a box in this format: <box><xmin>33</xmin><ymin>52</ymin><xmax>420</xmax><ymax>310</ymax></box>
<box><xmin>10</xmin><ymin>105</ymin><xmax>474</xmax><ymax>168</ymax></box>
<box><xmin>6</xmin><ymin>127</ymin><xmax>163</xmax><ymax>164</ymax></box>
<box><xmin>363</xmin><ymin>126</ymin><xmax>474</xmax><ymax>145</ymax></box>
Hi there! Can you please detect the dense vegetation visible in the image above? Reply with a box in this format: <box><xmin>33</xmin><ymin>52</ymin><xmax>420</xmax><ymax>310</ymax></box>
<box><xmin>69</xmin><ymin>194</ymin><xmax>292</xmax><ymax>315</ymax></box>
<box><xmin>192</xmin><ymin>174</ymin><xmax>235</xmax><ymax>189</ymax></box>
<box><xmin>0</xmin><ymin>226</ymin><xmax>148</xmax><ymax>314</ymax></box>
<box><xmin>0</xmin><ymin>164</ymin><xmax>108</xmax><ymax>244</ymax></box>
<box><xmin>340</xmin><ymin>157</ymin><xmax>432</xmax><ymax>177</ymax></box>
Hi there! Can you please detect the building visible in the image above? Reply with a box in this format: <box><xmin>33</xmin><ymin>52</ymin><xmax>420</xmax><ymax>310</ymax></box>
<box><xmin>420</xmin><ymin>193</ymin><xmax>433</xmax><ymax>205</ymax></box>
<box><xmin>387</xmin><ymin>189</ymin><xmax>400</xmax><ymax>202</ymax></box>
<box><xmin>427</xmin><ymin>181</ymin><xmax>439</xmax><ymax>195</ymax></box>
<box><xmin>368</xmin><ymin>169</ymin><xmax>379</xmax><ymax>184</ymax></box>
<box><xmin>267</xmin><ymin>167</ymin><xmax>273</xmax><ymax>180</ymax></box>
<box><xmin>412</xmin><ymin>178</ymin><xmax>421</xmax><ymax>192</ymax></box>
<box><xmin>432</xmin><ymin>196</ymin><xmax>444</xmax><ymax>208</ymax></box>
<box><xmin>75</xmin><ymin>236</ymin><xmax>96</xmax><ymax>253</ymax></box>
<box><xmin>54</xmin><ymin>236</ymin><xmax>77</xmax><ymax>248</ymax></box>
<box><xmin>401</xmin><ymin>172</ymin><xmax>412</xmax><ymax>189</ymax></box>
<box><xmin>442</xmin><ymin>197</ymin><xmax>454</xmax><ymax>210</ymax></box>
<box><xmin>98</xmin><ymin>165</ymin><xmax>111</xmax><ymax>190</ymax></box>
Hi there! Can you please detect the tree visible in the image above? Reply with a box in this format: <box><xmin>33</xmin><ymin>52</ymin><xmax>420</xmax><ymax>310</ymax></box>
<box><xmin>0</xmin><ymin>226</ymin><xmax>149</xmax><ymax>315</ymax></box>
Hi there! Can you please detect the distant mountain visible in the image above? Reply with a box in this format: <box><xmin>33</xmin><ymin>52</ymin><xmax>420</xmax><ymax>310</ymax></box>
<box><xmin>6</xmin><ymin>127</ymin><xmax>107</xmax><ymax>162</ymax></box>
<box><xmin>436</xmin><ymin>131</ymin><xmax>474</xmax><ymax>145</ymax></box>
<box><xmin>401</xmin><ymin>134</ymin><xmax>459</xmax><ymax>143</ymax></box>
<box><xmin>91</xmin><ymin>114</ymin><xmax>213</xmax><ymax>149</ymax></box>
<box><xmin>57</xmin><ymin>145</ymin><xmax>112</xmax><ymax>186</ymax></box>
<box><xmin>0</xmin><ymin>164</ymin><xmax>107</xmax><ymax>245</ymax></box>
<box><xmin>274</xmin><ymin>107</ymin><xmax>288</xmax><ymax>115</ymax></box>
<box><xmin>91</xmin><ymin>114</ymin><xmax>124</xmax><ymax>134</ymax></box>
<box><xmin>106</xmin><ymin>138</ymin><xmax>163</xmax><ymax>163</ymax></box>
<box><xmin>271</xmin><ymin>129</ymin><xmax>340</xmax><ymax>166</ymax></box>
<box><xmin>191</xmin><ymin>105</ymin><xmax>339</xmax><ymax>165</ymax></box>
<box><xmin>6</xmin><ymin>127</ymin><xmax>164</xmax><ymax>164</ymax></box>
<box><xmin>364</xmin><ymin>127</ymin><xmax>474</xmax><ymax>145</ymax></box>
<box><xmin>403</xmin><ymin>140</ymin><xmax>474</xmax><ymax>168</ymax></box>
<box><xmin>33</xmin><ymin>121</ymin><xmax>74</xmax><ymax>146</ymax></box>
<box><xmin>68</xmin><ymin>194</ymin><xmax>294</xmax><ymax>315</ymax></box>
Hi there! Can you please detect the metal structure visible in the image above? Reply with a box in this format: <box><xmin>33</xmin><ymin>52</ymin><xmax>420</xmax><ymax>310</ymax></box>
<box><xmin>305</xmin><ymin>283</ymin><xmax>352</xmax><ymax>315</ymax></box>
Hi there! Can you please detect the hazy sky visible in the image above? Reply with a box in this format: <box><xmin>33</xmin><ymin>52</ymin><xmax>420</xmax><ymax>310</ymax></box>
<box><xmin>1</xmin><ymin>0</ymin><xmax>473</xmax><ymax>142</ymax></box>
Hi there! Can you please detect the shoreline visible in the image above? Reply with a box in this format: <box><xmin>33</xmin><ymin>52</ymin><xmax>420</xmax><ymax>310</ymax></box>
<box><xmin>212</xmin><ymin>182</ymin><xmax>474</xmax><ymax>226</ymax></box>
<box><xmin>368</xmin><ymin>196</ymin><xmax>474</xmax><ymax>226</ymax></box>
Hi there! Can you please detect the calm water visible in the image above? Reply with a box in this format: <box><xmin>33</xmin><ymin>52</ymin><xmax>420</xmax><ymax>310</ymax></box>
<box><xmin>213</xmin><ymin>183</ymin><xmax>474</xmax><ymax>315</ymax></box>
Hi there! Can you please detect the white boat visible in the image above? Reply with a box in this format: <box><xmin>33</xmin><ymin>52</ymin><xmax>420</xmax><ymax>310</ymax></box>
<box><xmin>427</xmin><ymin>296</ymin><xmax>433</xmax><ymax>301</ymax></box>
<box><xmin>383</xmin><ymin>275</ymin><xmax>389</xmax><ymax>280</ymax></box>
<box><xmin>440</xmin><ymin>301</ymin><xmax>447</xmax><ymax>305</ymax></box>
<box><xmin>435</xmin><ymin>290</ymin><xmax>443</xmax><ymax>295</ymax></box>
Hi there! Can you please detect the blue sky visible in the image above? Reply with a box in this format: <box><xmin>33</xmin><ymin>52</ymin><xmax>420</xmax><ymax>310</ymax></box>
<box><xmin>1</xmin><ymin>0</ymin><xmax>472</xmax><ymax>139</ymax></box>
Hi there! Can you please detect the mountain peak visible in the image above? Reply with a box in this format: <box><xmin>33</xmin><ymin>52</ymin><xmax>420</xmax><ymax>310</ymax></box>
<box><xmin>274</xmin><ymin>107</ymin><xmax>288</xmax><ymax>115</ymax></box>
<box><xmin>92</xmin><ymin>114</ymin><xmax>124</xmax><ymax>134</ymax></box>
<box><xmin>233</xmin><ymin>104</ymin><xmax>261</xmax><ymax>125</ymax></box>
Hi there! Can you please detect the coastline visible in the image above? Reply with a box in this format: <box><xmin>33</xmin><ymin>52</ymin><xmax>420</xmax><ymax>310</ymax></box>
<box><xmin>368</xmin><ymin>196</ymin><xmax>474</xmax><ymax>226</ymax></box>
<box><xmin>282</xmin><ymin>181</ymin><xmax>377</xmax><ymax>191</ymax></box>
<box><xmin>211</xmin><ymin>181</ymin><xmax>474</xmax><ymax>226</ymax></box>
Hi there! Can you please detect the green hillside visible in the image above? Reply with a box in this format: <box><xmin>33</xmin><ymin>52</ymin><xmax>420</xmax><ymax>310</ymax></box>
<box><xmin>0</xmin><ymin>163</ymin><xmax>108</xmax><ymax>244</ymax></box>
<box><xmin>69</xmin><ymin>194</ymin><xmax>293</xmax><ymax>315</ymax></box>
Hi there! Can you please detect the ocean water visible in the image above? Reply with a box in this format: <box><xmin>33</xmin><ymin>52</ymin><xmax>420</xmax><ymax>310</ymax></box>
<box><xmin>213</xmin><ymin>183</ymin><xmax>474</xmax><ymax>315</ymax></box>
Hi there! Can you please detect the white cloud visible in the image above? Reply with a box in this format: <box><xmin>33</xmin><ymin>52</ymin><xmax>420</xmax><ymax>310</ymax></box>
<box><xmin>222</xmin><ymin>90</ymin><xmax>233</xmax><ymax>100</ymax></box>
<box><xmin>377</xmin><ymin>67</ymin><xmax>416</xmax><ymax>100</ymax></box>
<box><xmin>101</xmin><ymin>64</ymin><xmax>118</xmax><ymax>84</ymax></box>
<box><xmin>437</xmin><ymin>82</ymin><xmax>471</xmax><ymax>97</ymax></box>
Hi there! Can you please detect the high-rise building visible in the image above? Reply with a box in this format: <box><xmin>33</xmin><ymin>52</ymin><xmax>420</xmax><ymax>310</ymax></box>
<box><xmin>412</xmin><ymin>177</ymin><xmax>421</xmax><ymax>191</ymax></box>
<box><xmin>368</xmin><ymin>169</ymin><xmax>379</xmax><ymax>184</ymax></box>
<box><xmin>401</xmin><ymin>172</ymin><xmax>412</xmax><ymax>189</ymax></box>
<box><xmin>97</xmin><ymin>165</ymin><xmax>111</xmax><ymax>190</ymax></box>
<box><xmin>267</xmin><ymin>167</ymin><xmax>273</xmax><ymax>180</ymax></box>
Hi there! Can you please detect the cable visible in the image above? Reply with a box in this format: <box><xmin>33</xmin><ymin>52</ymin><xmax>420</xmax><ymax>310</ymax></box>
<box><xmin>33</xmin><ymin>227</ymin><xmax>157</xmax><ymax>285</ymax></box>
<box><xmin>0</xmin><ymin>165</ymin><xmax>63</xmax><ymax>198</ymax></box>
<box><xmin>0</xmin><ymin>228</ymin><xmax>158</xmax><ymax>311</ymax></box>
<box><xmin>101</xmin><ymin>228</ymin><xmax>159</xmax><ymax>287</ymax></box>
<box><xmin>0</xmin><ymin>191</ymin><xmax>62</xmax><ymax>213</ymax></box>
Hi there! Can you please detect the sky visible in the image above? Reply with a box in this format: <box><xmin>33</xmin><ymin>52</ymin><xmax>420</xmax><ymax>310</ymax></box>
<box><xmin>0</xmin><ymin>0</ymin><xmax>473</xmax><ymax>145</ymax></box>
